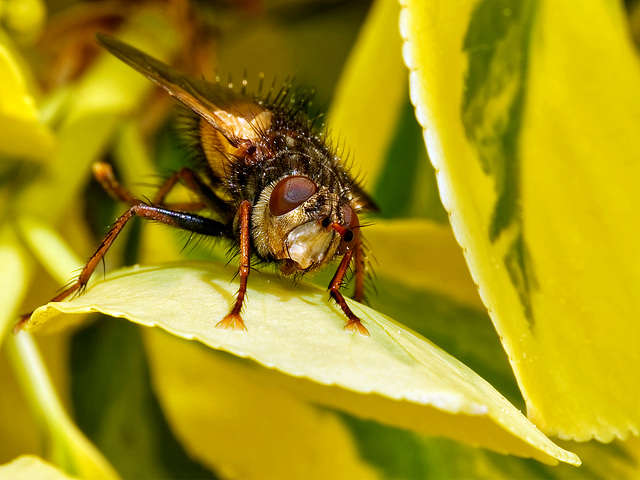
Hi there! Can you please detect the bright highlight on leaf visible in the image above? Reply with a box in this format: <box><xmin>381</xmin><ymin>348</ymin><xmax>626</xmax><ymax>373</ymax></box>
<box><xmin>0</xmin><ymin>455</ymin><xmax>77</xmax><ymax>480</ymax></box>
<box><xmin>400</xmin><ymin>0</ymin><xmax>640</xmax><ymax>441</ymax></box>
<box><xmin>25</xmin><ymin>262</ymin><xmax>578</xmax><ymax>466</ymax></box>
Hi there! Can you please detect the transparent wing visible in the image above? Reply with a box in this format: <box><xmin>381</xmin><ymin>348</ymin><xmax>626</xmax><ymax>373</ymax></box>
<box><xmin>96</xmin><ymin>33</ymin><xmax>243</xmax><ymax>146</ymax></box>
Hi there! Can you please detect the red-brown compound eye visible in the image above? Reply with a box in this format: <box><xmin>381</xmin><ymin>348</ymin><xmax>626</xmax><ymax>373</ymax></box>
<box><xmin>269</xmin><ymin>176</ymin><xmax>318</xmax><ymax>216</ymax></box>
<box><xmin>337</xmin><ymin>204</ymin><xmax>360</xmax><ymax>254</ymax></box>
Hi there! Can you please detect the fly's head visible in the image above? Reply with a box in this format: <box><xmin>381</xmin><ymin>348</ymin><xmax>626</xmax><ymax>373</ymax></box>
<box><xmin>252</xmin><ymin>174</ymin><xmax>361</xmax><ymax>275</ymax></box>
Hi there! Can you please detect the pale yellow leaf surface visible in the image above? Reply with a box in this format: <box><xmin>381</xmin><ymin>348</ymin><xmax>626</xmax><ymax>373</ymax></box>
<box><xmin>26</xmin><ymin>262</ymin><xmax>578</xmax><ymax>465</ymax></box>
<box><xmin>401</xmin><ymin>0</ymin><xmax>640</xmax><ymax>441</ymax></box>
<box><xmin>143</xmin><ymin>329</ymin><xmax>379</xmax><ymax>479</ymax></box>
<box><xmin>0</xmin><ymin>455</ymin><xmax>78</xmax><ymax>480</ymax></box>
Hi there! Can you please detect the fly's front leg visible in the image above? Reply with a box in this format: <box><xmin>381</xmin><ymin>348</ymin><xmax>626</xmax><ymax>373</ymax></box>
<box><xmin>216</xmin><ymin>200</ymin><xmax>252</xmax><ymax>331</ymax></box>
<box><xmin>353</xmin><ymin>236</ymin><xmax>366</xmax><ymax>303</ymax></box>
<box><xmin>329</xmin><ymin>244</ymin><xmax>370</xmax><ymax>337</ymax></box>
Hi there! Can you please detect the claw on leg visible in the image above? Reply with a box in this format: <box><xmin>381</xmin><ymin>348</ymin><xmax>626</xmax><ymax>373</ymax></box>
<box><xmin>344</xmin><ymin>319</ymin><xmax>370</xmax><ymax>337</ymax></box>
<box><xmin>216</xmin><ymin>314</ymin><xmax>247</xmax><ymax>331</ymax></box>
<box><xmin>13</xmin><ymin>314</ymin><xmax>30</xmax><ymax>334</ymax></box>
<box><xmin>328</xmin><ymin>248</ymin><xmax>371</xmax><ymax>337</ymax></box>
<box><xmin>216</xmin><ymin>200</ymin><xmax>252</xmax><ymax>332</ymax></box>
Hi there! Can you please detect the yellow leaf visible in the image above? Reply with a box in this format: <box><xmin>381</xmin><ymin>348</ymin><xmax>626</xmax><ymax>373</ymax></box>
<box><xmin>0</xmin><ymin>455</ymin><xmax>78</xmax><ymax>480</ymax></box>
<box><xmin>0</xmin><ymin>37</ymin><xmax>55</xmax><ymax>161</ymax></box>
<box><xmin>366</xmin><ymin>220</ymin><xmax>484</xmax><ymax>310</ymax></box>
<box><xmin>0</xmin><ymin>227</ymin><xmax>30</xmax><ymax>343</ymax></box>
<box><xmin>0</xmin><ymin>0</ymin><xmax>46</xmax><ymax>43</ymax></box>
<box><xmin>401</xmin><ymin>0</ymin><xmax>640</xmax><ymax>440</ymax></box>
<box><xmin>3</xmin><ymin>334</ymin><xmax>119</xmax><ymax>479</ymax></box>
<box><xmin>0</xmin><ymin>346</ymin><xmax>40</xmax><ymax>462</ymax></box>
<box><xmin>328</xmin><ymin>0</ymin><xmax>407</xmax><ymax>186</ymax></box>
<box><xmin>26</xmin><ymin>262</ymin><xmax>578</xmax><ymax>465</ymax></box>
<box><xmin>143</xmin><ymin>328</ymin><xmax>379</xmax><ymax>479</ymax></box>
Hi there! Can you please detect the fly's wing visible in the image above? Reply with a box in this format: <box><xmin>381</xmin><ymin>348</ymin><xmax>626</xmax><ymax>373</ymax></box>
<box><xmin>96</xmin><ymin>33</ymin><xmax>264</xmax><ymax>148</ymax></box>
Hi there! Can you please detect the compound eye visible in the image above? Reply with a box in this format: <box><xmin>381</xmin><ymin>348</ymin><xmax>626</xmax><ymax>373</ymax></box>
<box><xmin>269</xmin><ymin>176</ymin><xmax>318</xmax><ymax>216</ymax></box>
<box><xmin>337</xmin><ymin>204</ymin><xmax>360</xmax><ymax>254</ymax></box>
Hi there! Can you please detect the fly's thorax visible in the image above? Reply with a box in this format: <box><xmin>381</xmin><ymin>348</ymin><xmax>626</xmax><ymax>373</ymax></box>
<box><xmin>251</xmin><ymin>174</ymin><xmax>359</xmax><ymax>274</ymax></box>
<box><xmin>199</xmin><ymin>105</ymin><xmax>273</xmax><ymax>181</ymax></box>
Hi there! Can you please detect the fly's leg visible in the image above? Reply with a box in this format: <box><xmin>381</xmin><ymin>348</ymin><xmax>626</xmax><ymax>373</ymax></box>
<box><xmin>92</xmin><ymin>162</ymin><xmax>206</xmax><ymax>211</ymax></box>
<box><xmin>16</xmin><ymin>204</ymin><xmax>226</xmax><ymax>331</ymax></box>
<box><xmin>353</xmin><ymin>236</ymin><xmax>366</xmax><ymax>303</ymax></box>
<box><xmin>329</xmin><ymin>243</ymin><xmax>370</xmax><ymax>337</ymax></box>
<box><xmin>215</xmin><ymin>200</ymin><xmax>252</xmax><ymax>331</ymax></box>
<box><xmin>92</xmin><ymin>162</ymin><xmax>138</xmax><ymax>205</ymax></box>
<box><xmin>152</xmin><ymin>167</ymin><xmax>205</xmax><ymax>208</ymax></box>
<box><xmin>93</xmin><ymin>161</ymin><xmax>250</xmax><ymax>331</ymax></box>
<box><xmin>150</xmin><ymin>165</ymin><xmax>232</xmax><ymax>218</ymax></box>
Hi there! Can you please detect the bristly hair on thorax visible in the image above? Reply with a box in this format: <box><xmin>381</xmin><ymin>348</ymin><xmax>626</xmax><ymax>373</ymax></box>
<box><xmin>174</xmin><ymin>73</ymin><xmax>369</xmax><ymax>222</ymax></box>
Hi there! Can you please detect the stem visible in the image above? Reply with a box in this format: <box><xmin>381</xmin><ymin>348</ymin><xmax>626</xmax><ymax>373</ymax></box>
<box><xmin>3</xmin><ymin>333</ymin><xmax>119</xmax><ymax>479</ymax></box>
